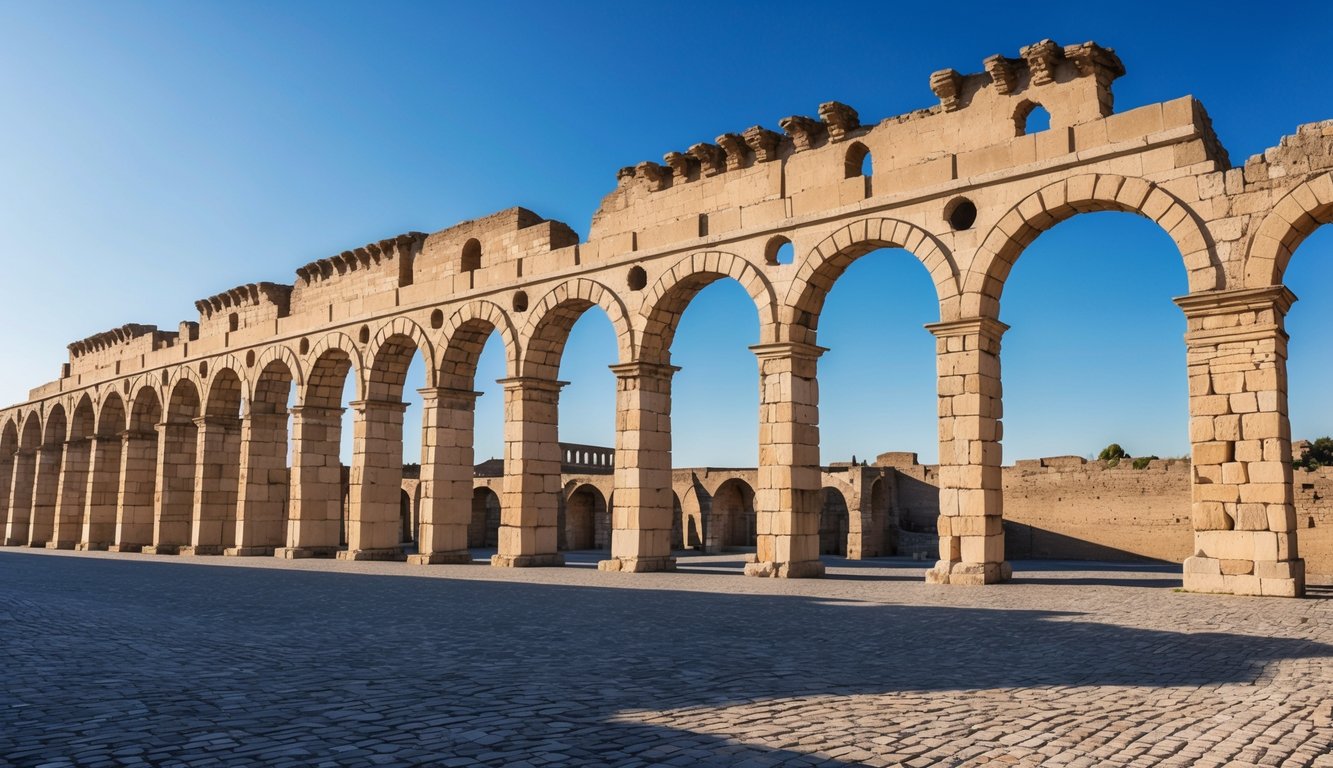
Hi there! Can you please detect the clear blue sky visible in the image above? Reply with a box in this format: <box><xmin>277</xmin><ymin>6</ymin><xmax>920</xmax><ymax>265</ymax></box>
<box><xmin>2</xmin><ymin>1</ymin><xmax>1331</xmax><ymax>467</ymax></box>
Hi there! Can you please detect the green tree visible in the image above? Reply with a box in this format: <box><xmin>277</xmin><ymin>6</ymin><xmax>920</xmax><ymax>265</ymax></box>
<box><xmin>1098</xmin><ymin>443</ymin><xmax>1129</xmax><ymax>466</ymax></box>
<box><xmin>1295</xmin><ymin>437</ymin><xmax>1333</xmax><ymax>470</ymax></box>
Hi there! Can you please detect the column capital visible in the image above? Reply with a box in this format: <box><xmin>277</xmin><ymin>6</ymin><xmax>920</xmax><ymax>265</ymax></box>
<box><xmin>289</xmin><ymin>405</ymin><xmax>345</xmax><ymax>419</ymax></box>
<box><xmin>192</xmin><ymin>414</ymin><xmax>242</xmax><ymax>430</ymax></box>
<box><xmin>416</xmin><ymin>386</ymin><xmax>483</xmax><ymax>403</ymax></box>
<box><xmin>748</xmin><ymin>341</ymin><xmax>828</xmax><ymax>362</ymax></box>
<box><xmin>118</xmin><ymin>429</ymin><xmax>156</xmax><ymax>440</ymax></box>
<box><xmin>1174</xmin><ymin>285</ymin><xmax>1297</xmax><ymax>319</ymax></box>
<box><xmin>608</xmin><ymin>361</ymin><xmax>681</xmax><ymax>380</ymax></box>
<box><xmin>924</xmin><ymin>316</ymin><xmax>1009</xmax><ymax>341</ymax></box>
<box><xmin>347</xmin><ymin>398</ymin><xmax>410</xmax><ymax>414</ymax></box>
<box><xmin>496</xmin><ymin>377</ymin><xmax>569</xmax><ymax>393</ymax></box>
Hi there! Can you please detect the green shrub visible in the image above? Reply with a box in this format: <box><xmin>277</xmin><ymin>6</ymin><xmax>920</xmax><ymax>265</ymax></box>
<box><xmin>1098</xmin><ymin>443</ymin><xmax>1129</xmax><ymax>466</ymax></box>
<box><xmin>1132</xmin><ymin>456</ymin><xmax>1158</xmax><ymax>470</ymax></box>
<box><xmin>1295</xmin><ymin>437</ymin><xmax>1333</xmax><ymax>470</ymax></box>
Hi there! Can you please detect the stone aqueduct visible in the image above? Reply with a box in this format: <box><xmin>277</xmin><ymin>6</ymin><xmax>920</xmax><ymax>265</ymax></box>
<box><xmin>2</xmin><ymin>41</ymin><xmax>1330</xmax><ymax>597</ymax></box>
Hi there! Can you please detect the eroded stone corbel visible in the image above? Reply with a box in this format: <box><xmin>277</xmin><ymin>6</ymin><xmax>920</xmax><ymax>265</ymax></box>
<box><xmin>663</xmin><ymin>151</ymin><xmax>694</xmax><ymax>182</ymax></box>
<box><xmin>779</xmin><ymin>115</ymin><xmax>824</xmax><ymax>151</ymax></box>
<box><xmin>929</xmin><ymin>68</ymin><xmax>964</xmax><ymax>112</ymax></box>
<box><xmin>616</xmin><ymin>166</ymin><xmax>637</xmax><ymax>187</ymax></box>
<box><xmin>818</xmin><ymin>101</ymin><xmax>860</xmax><ymax>142</ymax></box>
<box><xmin>983</xmin><ymin>55</ymin><xmax>1017</xmax><ymax>95</ymax></box>
<box><xmin>715</xmin><ymin>133</ymin><xmax>748</xmax><ymax>171</ymax></box>
<box><xmin>635</xmin><ymin>161</ymin><xmax>670</xmax><ymax>191</ymax></box>
<box><xmin>687</xmin><ymin>143</ymin><xmax>726</xmax><ymax>176</ymax></box>
<box><xmin>742</xmin><ymin>126</ymin><xmax>782</xmax><ymax>162</ymax></box>
<box><xmin>1020</xmin><ymin>39</ymin><xmax>1062</xmax><ymax>86</ymax></box>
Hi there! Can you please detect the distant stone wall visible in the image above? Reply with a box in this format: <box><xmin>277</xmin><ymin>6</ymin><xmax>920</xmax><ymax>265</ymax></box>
<box><xmin>883</xmin><ymin>454</ymin><xmax>1333</xmax><ymax>575</ymax></box>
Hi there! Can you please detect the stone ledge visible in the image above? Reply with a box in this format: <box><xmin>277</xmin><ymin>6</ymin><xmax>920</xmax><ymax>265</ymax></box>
<box><xmin>273</xmin><ymin>547</ymin><xmax>339</xmax><ymax>560</ymax></box>
<box><xmin>926</xmin><ymin>560</ymin><xmax>1012</xmax><ymax>585</ymax></box>
<box><xmin>490</xmin><ymin>553</ymin><xmax>565</xmax><ymax>568</ymax></box>
<box><xmin>598</xmin><ymin>556</ymin><xmax>676</xmax><ymax>573</ymax></box>
<box><xmin>406</xmin><ymin>552</ymin><xmax>473</xmax><ymax>566</ymax></box>
<box><xmin>744</xmin><ymin>559</ymin><xmax>826</xmax><ymax>579</ymax></box>
<box><xmin>337</xmin><ymin>548</ymin><xmax>407</xmax><ymax>562</ymax></box>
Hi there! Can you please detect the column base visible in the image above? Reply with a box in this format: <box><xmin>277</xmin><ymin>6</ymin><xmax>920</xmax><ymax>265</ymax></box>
<box><xmin>2</xmin><ymin>537</ymin><xmax>27</xmax><ymax>546</ymax></box>
<box><xmin>406</xmin><ymin>551</ymin><xmax>473</xmax><ymax>565</ymax></box>
<box><xmin>107</xmin><ymin>544</ymin><xmax>145</xmax><ymax>554</ymax></box>
<box><xmin>178</xmin><ymin>545</ymin><xmax>225</xmax><ymax>556</ymax></box>
<box><xmin>274</xmin><ymin>546</ymin><xmax>339</xmax><ymax>559</ymax></box>
<box><xmin>490</xmin><ymin>553</ymin><xmax>565</xmax><ymax>568</ymax></box>
<box><xmin>27</xmin><ymin>540</ymin><xmax>49</xmax><ymax>548</ymax></box>
<box><xmin>75</xmin><ymin>542</ymin><xmax>109</xmax><ymax>552</ymax></box>
<box><xmin>44</xmin><ymin>540</ymin><xmax>77</xmax><ymax>551</ymax></box>
<box><xmin>926</xmin><ymin>560</ymin><xmax>1011</xmax><ymax>585</ymax></box>
<box><xmin>744</xmin><ymin>559</ymin><xmax>825</xmax><ymax>578</ymax></box>
<box><xmin>336</xmin><ymin>548</ymin><xmax>406</xmax><ymax>562</ymax></box>
<box><xmin>1182</xmin><ymin>555</ymin><xmax>1305</xmax><ymax>597</ymax></box>
<box><xmin>223</xmin><ymin>546</ymin><xmax>276</xmax><ymax>557</ymax></box>
<box><xmin>141</xmin><ymin>545</ymin><xmax>182</xmax><ymax>555</ymax></box>
<box><xmin>598</xmin><ymin>556</ymin><xmax>676</xmax><ymax>573</ymax></box>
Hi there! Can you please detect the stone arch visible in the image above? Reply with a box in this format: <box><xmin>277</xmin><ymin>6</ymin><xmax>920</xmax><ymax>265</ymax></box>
<box><xmin>366</xmin><ymin>316</ymin><xmax>438</xmax><ymax>398</ymax></box>
<box><xmin>439</xmin><ymin>300</ymin><xmax>521</xmax><ymax>390</ymax></box>
<box><xmin>127</xmin><ymin>384</ymin><xmax>163</xmax><ymax>432</ymax></box>
<box><xmin>819</xmin><ymin>485</ymin><xmax>850</xmax><ymax>557</ymax></box>
<box><xmin>302</xmin><ymin>332</ymin><xmax>364</xmax><ymax>408</ymax></box>
<box><xmin>519</xmin><ymin>278</ymin><xmax>634</xmax><ymax>379</ymax></box>
<box><xmin>640</xmin><ymin>251</ymin><xmax>778</xmax><ymax>365</ymax></box>
<box><xmin>166</xmin><ymin>377</ymin><xmax>202</xmax><ymax>423</ymax></box>
<box><xmin>69</xmin><ymin>394</ymin><xmax>96</xmax><ymax>441</ymax></box>
<box><xmin>43</xmin><ymin>403</ymin><xmax>67</xmax><ymax>447</ymax></box>
<box><xmin>252</xmin><ymin>353</ymin><xmax>298</xmax><ymax>414</ymax></box>
<box><xmin>964</xmin><ymin>173</ymin><xmax>1220</xmax><ymax>317</ymax></box>
<box><xmin>1243</xmin><ymin>172</ymin><xmax>1333</xmax><ymax>288</ymax></box>
<box><xmin>204</xmin><ymin>363</ymin><xmax>245</xmax><ymax>418</ymax></box>
<box><xmin>708</xmin><ymin>477</ymin><xmax>756</xmax><ymax>551</ymax></box>
<box><xmin>250</xmin><ymin>345</ymin><xmax>305</xmax><ymax>400</ymax></box>
<box><xmin>165</xmin><ymin>365</ymin><xmax>207</xmax><ymax>411</ymax></box>
<box><xmin>469</xmin><ymin>485</ymin><xmax>501</xmax><ymax>548</ymax></box>
<box><xmin>563</xmin><ymin>482</ymin><xmax>608</xmax><ymax>551</ymax></box>
<box><xmin>19</xmin><ymin>411</ymin><xmax>42</xmax><ymax>451</ymax></box>
<box><xmin>783</xmin><ymin>218</ymin><xmax>962</xmax><ymax>344</ymax></box>
<box><xmin>1</xmin><ymin>416</ymin><xmax>18</xmax><ymax>456</ymax></box>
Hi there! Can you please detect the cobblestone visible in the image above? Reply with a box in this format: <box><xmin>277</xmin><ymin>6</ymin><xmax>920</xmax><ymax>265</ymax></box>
<box><xmin>1</xmin><ymin>548</ymin><xmax>1331</xmax><ymax>766</ymax></box>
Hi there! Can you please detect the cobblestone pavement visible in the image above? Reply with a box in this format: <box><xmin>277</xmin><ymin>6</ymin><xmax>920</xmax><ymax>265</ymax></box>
<box><xmin>2</xmin><ymin>548</ymin><xmax>1331</xmax><ymax>768</ymax></box>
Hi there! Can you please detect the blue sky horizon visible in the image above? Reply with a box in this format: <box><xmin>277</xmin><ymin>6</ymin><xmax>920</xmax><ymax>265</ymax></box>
<box><xmin>2</xmin><ymin>1</ymin><xmax>1331</xmax><ymax>467</ymax></box>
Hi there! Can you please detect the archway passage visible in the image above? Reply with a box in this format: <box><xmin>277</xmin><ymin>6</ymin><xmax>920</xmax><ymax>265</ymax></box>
<box><xmin>232</xmin><ymin>358</ymin><xmax>295</xmax><ymax>556</ymax></box>
<box><xmin>51</xmin><ymin>396</ymin><xmax>96</xmax><ymax>550</ymax></box>
<box><xmin>468</xmin><ymin>486</ymin><xmax>501</xmax><ymax>550</ymax></box>
<box><xmin>7</xmin><ymin>414</ymin><xmax>42</xmax><ymax>546</ymax></box>
<box><xmin>0</xmin><ymin>418</ymin><xmax>22</xmax><ymax>545</ymax></box>
<box><xmin>189</xmin><ymin>368</ymin><xmax>244</xmax><ymax>555</ymax></box>
<box><xmin>820</xmin><ymin>487</ymin><xmax>849</xmax><ymax>556</ymax></box>
<box><xmin>563</xmin><ymin>484</ymin><xmax>608</xmax><ymax>551</ymax></box>
<box><xmin>708</xmin><ymin>478</ymin><xmax>756</xmax><ymax>553</ymax></box>
<box><xmin>870</xmin><ymin>477</ymin><xmax>895</xmax><ymax>558</ymax></box>
<box><xmin>29</xmin><ymin>404</ymin><xmax>67</xmax><ymax>548</ymax></box>
<box><xmin>147</xmin><ymin>379</ymin><xmax>201</xmax><ymax>555</ymax></box>
<box><xmin>79</xmin><ymin>393</ymin><xmax>127</xmax><ymax>550</ymax></box>
<box><xmin>286</xmin><ymin>339</ymin><xmax>357</xmax><ymax>559</ymax></box>
<box><xmin>114</xmin><ymin>388</ymin><xmax>161</xmax><ymax>552</ymax></box>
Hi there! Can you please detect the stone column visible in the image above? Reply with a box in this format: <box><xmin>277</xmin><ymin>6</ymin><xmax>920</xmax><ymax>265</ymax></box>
<box><xmin>923</xmin><ymin>317</ymin><xmax>1010</xmax><ymax>586</ymax></box>
<box><xmin>111</xmin><ymin>429</ymin><xmax>157</xmax><ymax>552</ymax></box>
<box><xmin>746</xmin><ymin>342</ymin><xmax>825</xmax><ymax>578</ymax></box>
<box><xmin>51</xmin><ymin>438</ymin><xmax>91</xmax><ymax>549</ymax></box>
<box><xmin>0</xmin><ymin>453</ymin><xmax>12</xmax><ymax>545</ymax></box>
<box><xmin>408</xmin><ymin>387</ymin><xmax>480</xmax><ymax>565</ymax></box>
<box><xmin>4</xmin><ymin>449</ymin><xmax>36</xmax><ymax>546</ymax></box>
<box><xmin>279</xmin><ymin>405</ymin><xmax>343</xmax><ymax>558</ymax></box>
<box><xmin>181</xmin><ymin>415</ymin><xmax>241</xmax><ymax>556</ymax></box>
<box><xmin>228</xmin><ymin>407</ymin><xmax>289</xmax><ymax>556</ymax></box>
<box><xmin>492</xmin><ymin>377</ymin><xmax>564</xmax><ymax>568</ymax></box>
<box><xmin>599</xmin><ymin>361</ymin><xmax>678</xmax><ymax>573</ymax></box>
<box><xmin>338</xmin><ymin>399</ymin><xmax>408</xmax><ymax>561</ymax></box>
<box><xmin>28</xmin><ymin>443</ymin><xmax>63</xmax><ymax>547</ymax></box>
<box><xmin>1176</xmin><ymin>286</ymin><xmax>1304</xmax><ymax>597</ymax></box>
<box><xmin>79</xmin><ymin>435</ymin><xmax>122</xmax><ymax>550</ymax></box>
<box><xmin>145</xmin><ymin>420</ymin><xmax>197</xmax><ymax>555</ymax></box>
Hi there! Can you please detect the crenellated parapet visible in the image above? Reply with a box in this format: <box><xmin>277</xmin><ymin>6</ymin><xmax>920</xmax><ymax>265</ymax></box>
<box><xmin>294</xmin><ymin>232</ymin><xmax>427</xmax><ymax>288</ymax></box>
<box><xmin>67</xmin><ymin>324</ymin><xmax>170</xmax><ymax>359</ymax></box>
<box><xmin>929</xmin><ymin>40</ymin><xmax>1124</xmax><ymax>118</ymax></box>
<box><xmin>195</xmin><ymin>283</ymin><xmax>293</xmax><ymax>320</ymax></box>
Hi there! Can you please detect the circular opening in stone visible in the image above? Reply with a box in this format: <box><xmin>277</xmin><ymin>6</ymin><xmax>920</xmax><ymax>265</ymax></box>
<box><xmin>359</xmin><ymin>325</ymin><xmax>370</xmax><ymax>344</ymax></box>
<box><xmin>513</xmin><ymin>291</ymin><xmax>529</xmax><ymax>312</ymax></box>
<box><xmin>946</xmin><ymin>198</ymin><xmax>978</xmax><ymax>231</ymax></box>
<box><xmin>627</xmin><ymin>265</ymin><xmax>647</xmax><ymax>291</ymax></box>
<box><xmin>245</xmin><ymin>350</ymin><xmax>256</xmax><ymax>368</ymax></box>
<box><xmin>430</xmin><ymin>309</ymin><xmax>444</xmax><ymax>330</ymax></box>
<box><xmin>299</xmin><ymin>338</ymin><xmax>310</xmax><ymax>355</ymax></box>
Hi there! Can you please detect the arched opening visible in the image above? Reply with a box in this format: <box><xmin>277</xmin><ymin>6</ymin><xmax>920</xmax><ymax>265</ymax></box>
<box><xmin>82</xmin><ymin>393</ymin><xmax>127</xmax><ymax>550</ymax></box>
<box><xmin>765</xmin><ymin>236</ymin><xmax>795</xmax><ymax>266</ymax></box>
<box><xmin>192</xmin><ymin>368</ymin><xmax>244</xmax><ymax>555</ymax></box>
<box><xmin>1001</xmin><ymin>211</ymin><xmax>1190</xmax><ymax>564</ymax></box>
<box><xmin>28</xmin><ymin>404</ymin><xmax>67</xmax><ymax>548</ymax></box>
<box><xmin>295</xmin><ymin>343</ymin><xmax>358</xmax><ymax>557</ymax></box>
<box><xmin>870</xmin><ymin>476</ymin><xmax>895</xmax><ymax>557</ymax></box>
<box><xmin>151</xmin><ymin>380</ymin><xmax>201</xmax><ymax>554</ymax></box>
<box><xmin>1281</xmin><ymin>224</ymin><xmax>1333</xmax><ymax>574</ymax></box>
<box><xmin>709</xmin><ymin>478</ymin><xmax>756</xmax><ymax>552</ymax></box>
<box><xmin>116</xmin><ymin>388</ymin><xmax>161</xmax><ymax>551</ymax></box>
<box><xmin>845</xmin><ymin>141</ymin><xmax>871</xmax><ymax>179</ymax></box>
<box><xmin>0</xmin><ymin>419</ymin><xmax>20</xmax><ymax>545</ymax></box>
<box><xmin>820</xmin><ymin>487</ymin><xmax>849</xmax><ymax>556</ymax></box>
<box><xmin>7</xmin><ymin>414</ymin><xmax>43</xmax><ymax>545</ymax></box>
<box><xmin>47</xmin><ymin>396</ymin><xmax>96</xmax><ymax>549</ymax></box>
<box><xmin>240</xmin><ymin>358</ymin><xmax>295</xmax><ymax>555</ymax></box>
<box><xmin>670</xmin><ymin>491</ymin><xmax>684</xmax><ymax>551</ymax></box>
<box><xmin>469</xmin><ymin>486</ymin><xmax>501</xmax><ymax>549</ymax></box>
<box><xmin>1016</xmin><ymin>101</ymin><xmax>1051</xmax><ymax>135</ymax></box>
<box><xmin>461</xmin><ymin>238</ymin><xmax>482</xmax><ymax>273</ymax></box>
<box><xmin>563</xmin><ymin>483</ymin><xmax>608</xmax><ymax>551</ymax></box>
<box><xmin>399</xmin><ymin>489</ymin><xmax>412</xmax><ymax>543</ymax></box>
<box><xmin>358</xmin><ymin>327</ymin><xmax>430</xmax><ymax>558</ymax></box>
